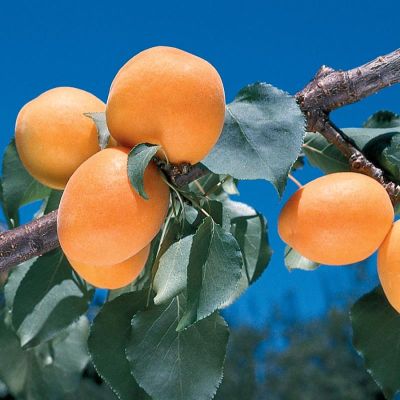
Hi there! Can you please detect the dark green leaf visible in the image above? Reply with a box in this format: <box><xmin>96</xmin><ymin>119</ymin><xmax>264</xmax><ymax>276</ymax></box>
<box><xmin>4</xmin><ymin>259</ymin><xmax>34</xmax><ymax>310</ymax></box>
<box><xmin>88</xmin><ymin>291</ymin><xmax>149</xmax><ymax>400</ymax></box>
<box><xmin>44</xmin><ymin>190</ymin><xmax>63</xmax><ymax>213</ymax></box>
<box><xmin>2</xmin><ymin>139</ymin><xmax>51</xmax><ymax>225</ymax></box>
<box><xmin>178</xmin><ymin>217</ymin><xmax>242</xmax><ymax>330</ymax></box>
<box><xmin>203</xmin><ymin>83</ymin><xmax>305</xmax><ymax>195</ymax></box>
<box><xmin>12</xmin><ymin>250</ymin><xmax>90</xmax><ymax>347</ymax></box>
<box><xmin>153</xmin><ymin>235</ymin><xmax>193</xmax><ymax>305</ymax></box>
<box><xmin>84</xmin><ymin>112</ymin><xmax>112</xmax><ymax>150</ymax></box>
<box><xmin>126</xmin><ymin>297</ymin><xmax>229</xmax><ymax>400</ymax></box>
<box><xmin>363</xmin><ymin>111</ymin><xmax>400</xmax><ymax>128</ymax></box>
<box><xmin>128</xmin><ymin>143</ymin><xmax>161</xmax><ymax>199</ymax></box>
<box><xmin>284</xmin><ymin>246</ymin><xmax>320</xmax><ymax>271</ymax></box>
<box><xmin>351</xmin><ymin>286</ymin><xmax>400</xmax><ymax>399</ymax></box>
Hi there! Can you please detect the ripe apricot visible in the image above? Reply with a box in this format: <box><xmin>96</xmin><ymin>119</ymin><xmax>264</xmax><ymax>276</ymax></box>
<box><xmin>68</xmin><ymin>245</ymin><xmax>150</xmax><ymax>289</ymax></box>
<box><xmin>278</xmin><ymin>172</ymin><xmax>394</xmax><ymax>265</ymax></box>
<box><xmin>378</xmin><ymin>221</ymin><xmax>400</xmax><ymax>312</ymax></box>
<box><xmin>57</xmin><ymin>147</ymin><xmax>169</xmax><ymax>266</ymax></box>
<box><xmin>106</xmin><ymin>46</ymin><xmax>225</xmax><ymax>164</ymax></box>
<box><xmin>15</xmin><ymin>87</ymin><xmax>107</xmax><ymax>190</ymax></box>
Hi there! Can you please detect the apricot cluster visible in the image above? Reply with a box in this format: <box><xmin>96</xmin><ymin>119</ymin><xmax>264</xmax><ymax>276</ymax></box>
<box><xmin>15</xmin><ymin>46</ymin><xmax>225</xmax><ymax>289</ymax></box>
<box><xmin>278</xmin><ymin>172</ymin><xmax>400</xmax><ymax>313</ymax></box>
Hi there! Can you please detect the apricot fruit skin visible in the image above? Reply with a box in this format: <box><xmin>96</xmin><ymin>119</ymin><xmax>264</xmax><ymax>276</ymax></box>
<box><xmin>106</xmin><ymin>46</ymin><xmax>225</xmax><ymax>164</ymax></box>
<box><xmin>378</xmin><ymin>221</ymin><xmax>400</xmax><ymax>313</ymax></box>
<box><xmin>57</xmin><ymin>147</ymin><xmax>169</xmax><ymax>266</ymax></box>
<box><xmin>278</xmin><ymin>172</ymin><xmax>394</xmax><ymax>265</ymax></box>
<box><xmin>68</xmin><ymin>245</ymin><xmax>150</xmax><ymax>290</ymax></box>
<box><xmin>15</xmin><ymin>87</ymin><xmax>106</xmax><ymax>190</ymax></box>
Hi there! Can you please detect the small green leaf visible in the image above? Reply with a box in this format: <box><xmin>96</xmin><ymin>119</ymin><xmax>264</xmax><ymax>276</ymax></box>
<box><xmin>178</xmin><ymin>217</ymin><xmax>243</xmax><ymax>330</ymax></box>
<box><xmin>284</xmin><ymin>246</ymin><xmax>320</xmax><ymax>271</ymax></box>
<box><xmin>128</xmin><ymin>143</ymin><xmax>161</xmax><ymax>199</ymax></box>
<box><xmin>203</xmin><ymin>83</ymin><xmax>305</xmax><ymax>195</ymax></box>
<box><xmin>126</xmin><ymin>296</ymin><xmax>229</xmax><ymax>400</ymax></box>
<box><xmin>84</xmin><ymin>112</ymin><xmax>112</xmax><ymax>150</ymax></box>
<box><xmin>88</xmin><ymin>291</ymin><xmax>149</xmax><ymax>400</ymax></box>
<box><xmin>2</xmin><ymin>139</ymin><xmax>51</xmax><ymax>225</ymax></box>
<box><xmin>153</xmin><ymin>235</ymin><xmax>193</xmax><ymax>305</ymax></box>
<box><xmin>351</xmin><ymin>286</ymin><xmax>400</xmax><ymax>399</ymax></box>
<box><xmin>363</xmin><ymin>110</ymin><xmax>400</xmax><ymax>128</ymax></box>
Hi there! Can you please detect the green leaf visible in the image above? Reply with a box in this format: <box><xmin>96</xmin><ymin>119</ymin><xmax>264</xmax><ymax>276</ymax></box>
<box><xmin>126</xmin><ymin>297</ymin><xmax>229</xmax><ymax>400</ymax></box>
<box><xmin>44</xmin><ymin>190</ymin><xmax>63</xmax><ymax>213</ymax></box>
<box><xmin>12</xmin><ymin>250</ymin><xmax>91</xmax><ymax>348</ymax></box>
<box><xmin>178</xmin><ymin>217</ymin><xmax>243</xmax><ymax>330</ymax></box>
<box><xmin>153</xmin><ymin>235</ymin><xmax>193</xmax><ymax>305</ymax></box>
<box><xmin>351</xmin><ymin>286</ymin><xmax>400</xmax><ymax>399</ymax></box>
<box><xmin>0</xmin><ymin>316</ymin><xmax>89</xmax><ymax>400</ymax></box>
<box><xmin>363</xmin><ymin>111</ymin><xmax>400</xmax><ymax>128</ymax></box>
<box><xmin>284</xmin><ymin>246</ymin><xmax>320</xmax><ymax>271</ymax></box>
<box><xmin>128</xmin><ymin>143</ymin><xmax>161</xmax><ymax>199</ymax></box>
<box><xmin>303</xmin><ymin>128</ymin><xmax>400</xmax><ymax>175</ymax></box>
<box><xmin>2</xmin><ymin>139</ymin><xmax>51</xmax><ymax>225</ymax></box>
<box><xmin>84</xmin><ymin>112</ymin><xmax>112</xmax><ymax>150</ymax></box>
<box><xmin>4</xmin><ymin>259</ymin><xmax>34</xmax><ymax>310</ymax></box>
<box><xmin>221</xmin><ymin>200</ymin><xmax>272</xmax><ymax>307</ymax></box>
<box><xmin>303</xmin><ymin>132</ymin><xmax>348</xmax><ymax>174</ymax></box>
<box><xmin>88</xmin><ymin>291</ymin><xmax>149</xmax><ymax>400</ymax></box>
<box><xmin>203</xmin><ymin>83</ymin><xmax>305</xmax><ymax>195</ymax></box>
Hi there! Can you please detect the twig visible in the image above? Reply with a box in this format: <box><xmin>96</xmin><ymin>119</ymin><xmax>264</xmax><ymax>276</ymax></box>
<box><xmin>2</xmin><ymin>49</ymin><xmax>400</xmax><ymax>271</ymax></box>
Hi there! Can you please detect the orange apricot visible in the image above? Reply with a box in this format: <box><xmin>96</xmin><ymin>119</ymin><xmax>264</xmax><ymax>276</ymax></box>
<box><xmin>57</xmin><ymin>147</ymin><xmax>170</xmax><ymax>266</ymax></box>
<box><xmin>378</xmin><ymin>220</ymin><xmax>400</xmax><ymax>312</ymax></box>
<box><xmin>68</xmin><ymin>245</ymin><xmax>150</xmax><ymax>289</ymax></box>
<box><xmin>15</xmin><ymin>87</ymin><xmax>108</xmax><ymax>190</ymax></box>
<box><xmin>106</xmin><ymin>46</ymin><xmax>225</xmax><ymax>164</ymax></box>
<box><xmin>278</xmin><ymin>172</ymin><xmax>394</xmax><ymax>265</ymax></box>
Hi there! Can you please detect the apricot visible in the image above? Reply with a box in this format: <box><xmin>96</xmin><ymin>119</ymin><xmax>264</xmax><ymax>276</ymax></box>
<box><xmin>378</xmin><ymin>221</ymin><xmax>400</xmax><ymax>312</ymax></box>
<box><xmin>106</xmin><ymin>46</ymin><xmax>225</xmax><ymax>164</ymax></box>
<box><xmin>57</xmin><ymin>147</ymin><xmax>169</xmax><ymax>266</ymax></box>
<box><xmin>278</xmin><ymin>172</ymin><xmax>394</xmax><ymax>265</ymax></box>
<box><xmin>68</xmin><ymin>245</ymin><xmax>150</xmax><ymax>289</ymax></box>
<box><xmin>15</xmin><ymin>87</ymin><xmax>108</xmax><ymax>190</ymax></box>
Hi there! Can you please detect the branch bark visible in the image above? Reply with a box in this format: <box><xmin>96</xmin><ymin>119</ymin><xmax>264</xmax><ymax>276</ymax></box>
<box><xmin>1</xmin><ymin>49</ymin><xmax>400</xmax><ymax>271</ymax></box>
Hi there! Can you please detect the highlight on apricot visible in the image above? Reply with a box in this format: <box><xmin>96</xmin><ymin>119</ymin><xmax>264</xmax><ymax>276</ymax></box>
<box><xmin>15</xmin><ymin>87</ymin><xmax>108</xmax><ymax>190</ymax></box>
<box><xmin>278</xmin><ymin>172</ymin><xmax>394</xmax><ymax>265</ymax></box>
<box><xmin>106</xmin><ymin>46</ymin><xmax>225</xmax><ymax>165</ymax></box>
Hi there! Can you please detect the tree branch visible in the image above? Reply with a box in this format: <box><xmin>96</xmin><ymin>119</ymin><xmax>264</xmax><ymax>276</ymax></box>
<box><xmin>2</xmin><ymin>49</ymin><xmax>400</xmax><ymax>272</ymax></box>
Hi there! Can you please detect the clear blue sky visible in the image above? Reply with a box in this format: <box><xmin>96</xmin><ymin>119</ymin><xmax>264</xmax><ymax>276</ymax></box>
<box><xmin>1</xmin><ymin>0</ymin><xmax>399</xmax><ymax>326</ymax></box>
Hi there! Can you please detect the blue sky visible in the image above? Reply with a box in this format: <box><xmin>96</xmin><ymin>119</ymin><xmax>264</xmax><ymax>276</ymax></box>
<box><xmin>1</xmin><ymin>0</ymin><xmax>400</xmax><ymax>326</ymax></box>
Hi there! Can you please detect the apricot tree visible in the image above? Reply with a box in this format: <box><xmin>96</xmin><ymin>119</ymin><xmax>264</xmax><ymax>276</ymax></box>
<box><xmin>0</xmin><ymin>47</ymin><xmax>400</xmax><ymax>399</ymax></box>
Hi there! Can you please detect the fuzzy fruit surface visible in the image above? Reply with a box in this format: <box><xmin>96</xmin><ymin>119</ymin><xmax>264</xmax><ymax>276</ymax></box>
<box><xmin>278</xmin><ymin>172</ymin><xmax>394</xmax><ymax>265</ymax></box>
<box><xmin>106</xmin><ymin>46</ymin><xmax>225</xmax><ymax>164</ymax></box>
<box><xmin>378</xmin><ymin>220</ymin><xmax>400</xmax><ymax>313</ymax></box>
<box><xmin>15</xmin><ymin>87</ymin><xmax>106</xmax><ymax>189</ymax></box>
<box><xmin>57</xmin><ymin>147</ymin><xmax>170</xmax><ymax>266</ymax></box>
<box><xmin>68</xmin><ymin>245</ymin><xmax>150</xmax><ymax>289</ymax></box>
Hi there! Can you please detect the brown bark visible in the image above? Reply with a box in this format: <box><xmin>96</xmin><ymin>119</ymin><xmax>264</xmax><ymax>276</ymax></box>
<box><xmin>1</xmin><ymin>49</ymin><xmax>400</xmax><ymax>271</ymax></box>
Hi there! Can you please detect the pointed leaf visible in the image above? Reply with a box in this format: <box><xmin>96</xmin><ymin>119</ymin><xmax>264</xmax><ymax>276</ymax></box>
<box><xmin>351</xmin><ymin>286</ymin><xmax>400</xmax><ymax>399</ymax></box>
<box><xmin>85</xmin><ymin>112</ymin><xmax>112</xmax><ymax>150</ymax></box>
<box><xmin>126</xmin><ymin>297</ymin><xmax>229</xmax><ymax>400</ymax></box>
<box><xmin>154</xmin><ymin>235</ymin><xmax>193</xmax><ymax>305</ymax></box>
<box><xmin>88</xmin><ymin>291</ymin><xmax>149</xmax><ymax>400</ymax></box>
<box><xmin>203</xmin><ymin>83</ymin><xmax>305</xmax><ymax>195</ymax></box>
<box><xmin>178</xmin><ymin>217</ymin><xmax>242</xmax><ymax>329</ymax></box>
<box><xmin>128</xmin><ymin>143</ymin><xmax>161</xmax><ymax>199</ymax></box>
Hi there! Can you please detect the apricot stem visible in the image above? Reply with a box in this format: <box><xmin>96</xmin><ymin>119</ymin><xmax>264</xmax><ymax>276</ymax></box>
<box><xmin>288</xmin><ymin>174</ymin><xmax>303</xmax><ymax>189</ymax></box>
